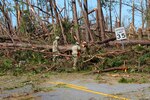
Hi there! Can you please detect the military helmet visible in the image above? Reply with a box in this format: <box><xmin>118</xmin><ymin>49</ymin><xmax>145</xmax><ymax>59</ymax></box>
<box><xmin>55</xmin><ymin>36</ymin><xmax>60</xmax><ymax>40</ymax></box>
<box><xmin>76</xmin><ymin>42</ymin><xmax>79</xmax><ymax>45</ymax></box>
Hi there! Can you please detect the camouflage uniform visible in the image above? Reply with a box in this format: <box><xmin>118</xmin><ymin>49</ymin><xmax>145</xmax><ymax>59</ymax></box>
<box><xmin>52</xmin><ymin>36</ymin><xmax>60</xmax><ymax>61</ymax></box>
<box><xmin>71</xmin><ymin>42</ymin><xmax>81</xmax><ymax>69</ymax></box>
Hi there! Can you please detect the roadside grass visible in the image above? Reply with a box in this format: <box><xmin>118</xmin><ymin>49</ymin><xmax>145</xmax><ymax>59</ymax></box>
<box><xmin>33</xmin><ymin>86</ymin><xmax>53</xmax><ymax>92</ymax></box>
<box><xmin>118</xmin><ymin>77</ymin><xmax>137</xmax><ymax>83</ymax></box>
<box><xmin>55</xmin><ymin>83</ymin><xmax>68</xmax><ymax>88</ymax></box>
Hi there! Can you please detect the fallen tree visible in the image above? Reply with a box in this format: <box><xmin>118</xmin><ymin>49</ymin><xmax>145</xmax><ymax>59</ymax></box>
<box><xmin>109</xmin><ymin>40</ymin><xmax>150</xmax><ymax>45</ymax></box>
<box><xmin>0</xmin><ymin>42</ymin><xmax>73</xmax><ymax>51</ymax></box>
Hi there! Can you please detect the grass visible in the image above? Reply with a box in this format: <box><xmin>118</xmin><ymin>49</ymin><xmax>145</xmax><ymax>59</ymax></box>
<box><xmin>33</xmin><ymin>86</ymin><xmax>53</xmax><ymax>92</ymax></box>
<box><xmin>55</xmin><ymin>83</ymin><xmax>68</xmax><ymax>88</ymax></box>
<box><xmin>118</xmin><ymin>77</ymin><xmax>137</xmax><ymax>83</ymax></box>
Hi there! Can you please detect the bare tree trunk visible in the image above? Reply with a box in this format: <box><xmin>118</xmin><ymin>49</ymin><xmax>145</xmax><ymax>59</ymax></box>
<box><xmin>119</xmin><ymin>0</ymin><xmax>122</xmax><ymax>27</ymax></box>
<box><xmin>49</xmin><ymin>0</ymin><xmax>55</xmax><ymax>33</ymax></box>
<box><xmin>109</xmin><ymin>0</ymin><xmax>112</xmax><ymax>31</ymax></box>
<box><xmin>52</xmin><ymin>0</ymin><xmax>60</xmax><ymax>24</ymax></box>
<box><xmin>141</xmin><ymin>0</ymin><xmax>144</xmax><ymax>29</ymax></box>
<box><xmin>58</xmin><ymin>15</ymin><xmax>68</xmax><ymax>44</ymax></box>
<box><xmin>64</xmin><ymin>0</ymin><xmax>67</xmax><ymax>18</ymax></box>
<box><xmin>147</xmin><ymin>0</ymin><xmax>150</xmax><ymax>27</ymax></box>
<box><xmin>97</xmin><ymin>0</ymin><xmax>105</xmax><ymax>41</ymax></box>
<box><xmin>15</xmin><ymin>0</ymin><xmax>20</xmax><ymax>29</ymax></box>
<box><xmin>84</xmin><ymin>0</ymin><xmax>90</xmax><ymax>42</ymax></box>
<box><xmin>50</xmin><ymin>0</ymin><xmax>67</xmax><ymax>44</ymax></box>
<box><xmin>72</xmin><ymin>0</ymin><xmax>80</xmax><ymax>42</ymax></box>
<box><xmin>132</xmin><ymin>0</ymin><xmax>135</xmax><ymax>26</ymax></box>
<box><xmin>95</xmin><ymin>9</ymin><xmax>100</xmax><ymax>40</ymax></box>
<box><xmin>46</xmin><ymin>2</ymin><xmax>49</xmax><ymax>21</ymax></box>
<box><xmin>78</xmin><ymin>0</ymin><xmax>94</xmax><ymax>42</ymax></box>
<box><xmin>0</xmin><ymin>0</ymin><xmax>15</xmax><ymax>43</ymax></box>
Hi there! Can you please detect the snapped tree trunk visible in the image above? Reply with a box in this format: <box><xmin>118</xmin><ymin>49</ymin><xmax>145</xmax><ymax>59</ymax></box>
<box><xmin>109</xmin><ymin>0</ymin><xmax>112</xmax><ymax>31</ymax></box>
<box><xmin>95</xmin><ymin>8</ymin><xmax>100</xmax><ymax>40</ymax></box>
<box><xmin>72</xmin><ymin>0</ymin><xmax>80</xmax><ymax>42</ymax></box>
<box><xmin>0</xmin><ymin>1</ymin><xmax>15</xmax><ymax>43</ymax></box>
<box><xmin>119</xmin><ymin>0</ymin><xmax>122</xmax><ymax>27</ymax></box>
<box><xmin>84</xmin><ymin>0</ymin><xmax>90</xmax><ymax>42</ymax></box>
<box><xmin>132</xmin><ymin>0</ymin><xmax>135</xmax><ymax>26</ymax></box>
<box><xmin>14</xmin><ymin>0</ymin><xmax>21</xmax><ymax>30</ymax></box>
<box><xmin>78</xmin><ymin>0</ymin><xmax>94</xmax><ymax>42</ymax></box>
<box><xmin>147</xmin><ymin>0</ymin><xmax>150</xmax><ymax>27</ymax></box>
<box><xmin>97</xmin><ymin>0</ymin><xmax>105</xmax><ymax>41</ymax></box>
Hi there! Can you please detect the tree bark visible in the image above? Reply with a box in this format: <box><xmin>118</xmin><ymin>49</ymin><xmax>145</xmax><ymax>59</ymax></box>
<box><xmin>109</xmin><ymin>0</ymin><xmax>112</xmax><ymax>31</ymax></box>
<box><xmin>78</xmin><ymin>0</ymin><xmax>94</xmax><ymax>42</ymax></box>
<box><xmin>14</xmin><ymin>0</ymin><xmax>21</xmax><ymax>29</ymax></box>
<box><xmin>109</xmin><ymin>40</ymin><xmax>150</xmax><ymax>45</ymax></box>
<box><xmin>72</xmin><ymin>0</ymin><xmax>80</xmax><ymax>42</ymax></box>
<box><xmin>52</xmin><ymin>0</ymin><xmax>60</xmax><ymax>24</ymax></box>
<box><xmin>0</xmin><ymin>0</ymin><xmax>15</xmax><ymax>43</ymax></box>
<box><xmin>95</xmin><ymin>8</ymin><xmax>100</xmax><ymax>40</ymax></box>
<box><xmin>132</xmin><ymin>0</ymin><xmax>135</xmax><ymax>26</ymax></box>
<box><xmin>119</xmin><ymin>0</ymin><xmax>122</xmax><ymax>27</ymax></box>
<box><xmin>147</xmin><ymin>0</ymin><xmax>150</xmax><ymax>27</ymax></box>
<box><xmin>84</xmin><ymin>0</ymin><xmax>90</xmax><ymax>42</ymax></box>
<box><xmin>97</xmin><ymin>0</ymin><xmax>105</xmax><ymax>41</ymax></box>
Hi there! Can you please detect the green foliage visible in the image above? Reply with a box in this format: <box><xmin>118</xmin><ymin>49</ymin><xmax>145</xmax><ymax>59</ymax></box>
<box><xmin>62</xmin><ymin>20</ymin><xmax>75</xmax><ymax>43</ymax></box>
<box><xmin>0</xmin><ymin>58</ymin><xmax>13</xmax><ymax>74</ymax></box>
<box><xmin>134</xmin><ymin>45</ymin><xmax>145</xmax><ymax>51</ymax></box>
<box><xmin>20</xmin><ymin>10</ymin><xmax>36</xmax><ymax>33</ymax></box>
<box><xmin>103</xmin><ymin>57</ymin><xmax>123</xmax><ymax>68</ymax></box>
<box><xmin>139</xmin><ymin>53</ymin><xmax>150</xmax><ymax>65</ymax></box>
<box><xmin>1</xmin><ymin>58</ymin><xmax>13</xmax><ymax>69</ymax></box>
<box><xmin>118</xmin><ymin>77</ymin><xmax>137</xmax><ymax>83</ymax></box>
<box><xmin>14</xmin><ymin>50</ymin><xmax>48</xmax><ymax>64</ymax></box>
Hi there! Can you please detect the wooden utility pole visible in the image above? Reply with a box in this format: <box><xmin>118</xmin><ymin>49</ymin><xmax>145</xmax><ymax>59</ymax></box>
<box><xmin>97</xmin><ymin>0</ymin><xmax>105</xmax><ymax>41</ymax></box>
<box><xmin>72</xmin><ymin>0</ymin><xmax>80</xmax><ymax>42</ymax></box>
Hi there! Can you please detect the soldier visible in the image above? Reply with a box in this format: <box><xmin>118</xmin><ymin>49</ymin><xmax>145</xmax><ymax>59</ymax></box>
<box><xmin>71</xmin><ymin>42</ymin><xmax>81</xmax><ymax>69</ymax></box>
<box><xmin>81</xmin><ymin>41</ymin><xmax>89</xmax><ymax>55</ymax></box>
<box><xmin>52</xmin><ymin>36</ymin><xmax>60</xmax><ymax>61</ymax></box>
<box><xmin>128</xmin><ymin>23</ymin><xmax>136</xmax><ymax>40</ymax></box>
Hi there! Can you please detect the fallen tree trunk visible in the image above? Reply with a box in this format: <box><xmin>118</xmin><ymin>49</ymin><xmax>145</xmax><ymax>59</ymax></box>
<box><xmin>93</xmin><ymin>66</ymin><xmax>128</xmax><ymax>74</ymax></box>
<box><xmin>109</xmin><ymin>40</ymin><xmax>150</xmax><ymax>45</ymax></box>
<box><xmin>0</xmin><ymin>42</ymin><xmax>73</xmax><ymax>51</ymax></box>
<box><xmin>97</xmin><ymin>37</ymin><xmax>116</xmax><ymax>44</ymax></box>
<box><xmin>102</xmin><ymin>66</ymin><xmax>127</xmax><ymax>72</ymax></box>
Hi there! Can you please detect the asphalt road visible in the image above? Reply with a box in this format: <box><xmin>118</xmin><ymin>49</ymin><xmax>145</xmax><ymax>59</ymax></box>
<box><xmin>33</xmin><ymin>81</ymin><xmax>150</xmax><ymax>100</ymax></box>
<box><xmin>1</xmin><ymin>74</ymin><xmax>150</xmax><ymax>100</ymax></box>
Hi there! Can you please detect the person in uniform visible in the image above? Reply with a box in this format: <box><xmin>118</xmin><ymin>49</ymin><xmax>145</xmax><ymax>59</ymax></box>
<box><xmin>52</xmin><ymin>36</ymin><xmax>60</xmax><ymax>61</ymax></box>
<box><xmin>71</xmin><ymin>42</ymin><xmax>81</xmax><ymax>69</ymax></box>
